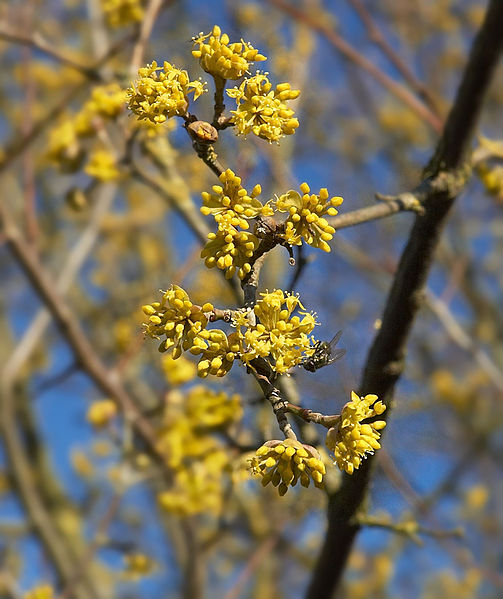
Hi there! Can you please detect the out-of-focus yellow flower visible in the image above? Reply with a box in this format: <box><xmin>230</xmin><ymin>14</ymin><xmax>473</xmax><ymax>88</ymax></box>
<box><xmin>123</xmin><ymin>553</ymin><xmax>156</xmax><ymax>580</ymax></box>
<box><xmin>71</xmin><ymin>450</ymin><xmax>94</xmax><ymax>478</ymax></box>
<box><xmin>249</xmin><ymin>439</ymin><xmax>325</xmax><ymax>495</ymax></box>
<box><xmin>275</xmin><ymin>182</ymin><xmax>343</xmax><ymax>252</ymax></box>
<box><xmin>162</xmin><ymin>354</ymin><xmax>196</xmax><ymax>386</ymax></box>
<box><xmin>47</xmin><ymin>83</ymin><xmax>126</xmax><ymax>170</ymax></box>
<box><xmin>191</xmin><ymin>329</ymin><xmax>242</xmax><ymax>378</ymax></box>
<box><xmin>477</xmin><ymin>162</ymin><xmax>503</xmax><ymax>198</ymax></box>
<box><xmin>127</xmin><ymin>61</ymin><xmax>206</xmax><ymax>124</ymax></box>
<box><xmin>158</xmin><ymin>461</ymin><xmax>226</xmax><ymax>516</ymax></box>
<box><xmin>142</xmin><ymin>285</ymin><xmax>213</xmax><ymax>356</ymax></box>
<box><xmin>192</xmin><ymin>25</ymin><xmax>266</xmax><ymax>80</ymax></box>
<box><xmin>24</xmin><ymin>585</ymin><xmax>53</xmax><ymax>599</ymax></box>
<box><xmin>85</xmin><ymin>148</ymin><xmax>120</xmax><ymax>181</ymax></box>
<box><xmin>326</xmin><ymin>391</ymin><xmax>386</xmax><ymax>475</ymax></box>
<box><xmin>86</xmin><ymin>399</ymin><xmax>118</xmax><ymax>428</ymax></box>
<box><xmin>186</xmin><ymin>385</ymin><xmax>242</xmax><ymax>428</ymax></box>
<box><xmin>102</xmin><ymin>0</ymin><xmax>144</xmax><ymax>28</ymax></box>
<box><xmin>238</xmin><ymin>289</ymin><xmax>318</xmax><ymax>374</ymax></box>
<box><xmin>201</xmin><ymin>221</ymin><xmax>259</xmax><ymax>280</ymax></box>
<box><xmin>227</xmin><ymin>72</ymin><xmax>300</xmax><ymax>142</ymax></box>
<box><xmin>47</xmin><ymin>120</ymin><xmax>82</xmax><ymax>170</ymax></box>
<box><xmin>201</xmin><ymin>168</ymin><xmax>271</xmax><ymax>229</ymax></box>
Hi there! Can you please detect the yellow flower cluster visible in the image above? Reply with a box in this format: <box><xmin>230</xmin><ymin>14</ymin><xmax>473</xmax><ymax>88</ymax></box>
<box><xmin>142</xmin><ymin>285</ymin><xmax>213</xmax><ymax>356</ymax></box>
<box><xmin>192</xmin><ymin>25</ymin><xmax>266</xmax><ymax>80</ymax></box>
<box><xmin>23</xmin><ymin>586</ymin><xmax>53</xmax><ymax>599</ymax></box>
<box><xmin>201</xmin><ymin>168</ymin><xmax>270</xmax><ymax>228</ymax></box>
<box><xmin>102</xmin><ymin>0</ymin><xmax>144</xmax><ymax>28</ymax></box>
<box><xmin>127</xmin><ymin>61</ymin><xmax>206</xmax><ymax>124</ymax></box>
<box><xmin>162</xmin><ymin>354</ymin><xmax>196</xmax><ymax>386</ymax></box>
<box><xmin>186</xmin><ymin>385</ymin><xmax>242</xmax><ymax>428</ymax></box>
<box><xmin>86</xmin><ymin>399</ymin><xmax>117</xmax><ymax>428</ymax></box>
<box><xmin>123</xmin><ymin>553</ymin><xmax>156</xmax><ymax>580</ymax></box>
<box><xmin>201</xmin><ymin>223</ymin><xmax>259</xmax><ymax>280</ymax></box>
<box><xmin>156</xmin><ymin>387</ymin><xmax>242</xmax><ymax>515</ymax></box>
<box><xmin>84</xmin><ymin>148</ymin><xmax>120</xmax><ymax>181</ymax></box>
<box><xmin>326</xmin><ymin>392</ymin><xmax>386</xmax><ymax>475</ymax></box>
<box><xmin>275</xmin><ymin>183</ymin><xmax>343</xmax><ymax>252</ymax></box>
<box><xmin>249</xmin><ymin>439</ymin><xmax>326</xmax><ymax>495</ymax></box>
<box><xmin>227</xmin><ymin>73</ymin><xmax>300</xmax><ymax>143</ymax></box>
<box><xmin>200</xmin><ymin>169</ymin><xmax>274</xmax><ymax>279</ymax></box>
<box><xmin>191</xmin><ymin>329</ymin><xmax>242</xmax><ymax>377</ymax></box>
<box><xmin>47</xmin><ymin>83</ymin><xmax>127</xmax><ymax>170</ymax></box>
<box><xmin>477</xmin><ymin>162</ymin><xmax>503</xmax><ymax>198</ymax></box>
<box><xmin>237</xmin><ymin>289</ymin><xmax>318</xmax><ymax>374</ymax></box>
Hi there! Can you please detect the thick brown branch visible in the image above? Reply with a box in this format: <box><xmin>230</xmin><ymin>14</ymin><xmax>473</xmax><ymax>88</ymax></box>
<box><xmin>306</xmin><ymin>1</ymin><xmax>503</xmax><ymax>597</ymax></box>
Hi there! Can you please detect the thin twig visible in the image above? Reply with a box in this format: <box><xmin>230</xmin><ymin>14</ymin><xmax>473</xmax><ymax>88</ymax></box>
<box><xmin>266</xmin><ymin>0</ymin><xmax>443</xmax><ymax>133</ymax></box>
<box><xmin>346</xmin><ymin>0</ymin><xmax>441</xmax><ymax>117</ymax></box>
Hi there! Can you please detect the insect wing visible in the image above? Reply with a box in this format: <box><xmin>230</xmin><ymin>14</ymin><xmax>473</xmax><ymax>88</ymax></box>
<box><xmin>328</xmin><ymin>330</ymin><xmax>343</xmax><ymax>348</ymax></box>
<box><xmin>326</xmin><ymin>348</ymin><xmax>346</xmax><ymax>365</ymax></box>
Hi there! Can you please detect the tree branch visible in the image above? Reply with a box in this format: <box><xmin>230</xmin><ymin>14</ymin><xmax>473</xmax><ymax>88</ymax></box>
<box><xmin>306</xmin><ymin>1</ymin><xmax>503</xmax><ymax>596</ymax></box>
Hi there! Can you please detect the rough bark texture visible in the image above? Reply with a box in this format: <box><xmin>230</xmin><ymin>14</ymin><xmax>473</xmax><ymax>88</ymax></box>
<box><xmin>306</xmin><ymin>1</ymin><xmax>503</xmax><ymax>597</ymax></box>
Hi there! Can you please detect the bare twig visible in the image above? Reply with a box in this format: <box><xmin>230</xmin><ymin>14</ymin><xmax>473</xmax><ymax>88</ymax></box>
<box><xmin>346</xmin><ymin>0</ymin><xmax>441</xmax><ymax>117</ymax></box>
<box><xmin>130</xmin><ymin>0</ymin><xmax>173</xmax><ymax>75</ymax></box>
<box><xmin>266</xmin><ymin>0</ymin><xmax>443</xmax><ymax>133</ymax></box>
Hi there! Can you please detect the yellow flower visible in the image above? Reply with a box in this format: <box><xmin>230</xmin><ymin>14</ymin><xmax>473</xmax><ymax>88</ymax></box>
<box><xmin>127</xmin><ymin>61</ymin><xmax>206</xmax><ymax>124</ymax></box>
<box><xmin>162</xmin><ymin>354</ymin><xmax>196</xmax><ymax>386</ymax></box>
<box><xmin>275</xmin><ymin>182</ymin><xmax>343</xmax><ymax>252</ymax></box>
<box><xmin>238</xmin><ymin>289</ymin><xmax>318</xmax><ymax>374</ymax></box>
<box><xmin>477</xmin><ymin>162</ymin><xmax>503</xmax><ymax>198</ymax></box>
<box><xmin>201</xmin><ymin>219</ymin><xmax>259</xmax><ymax>280</ymax></box>
<box><xmin>24</xmin><ymin>585</ymin><xmax>53</xmax><ymax>599</ymax></box>
<box><xmin>142</xmin><ymin>285</ymin><xmax>213</xmax><ymax>356</ymax></box>
<box><xmin>102</xmin><ymin>0</ymin><xmax>144</xmax><ymax>27</ymax></box>
<box><xmin>185</xmin><ymin>385</ymin><xmax>242</xmax><ymax>428</ymax></box>
<box><xmin>86</xmin><ymin>399</ymin><xmax>118</xmax><ymax>428</ymax></box>
<box><xmin>227</xmin><ymin>72</ymin><xmax>300</xmax><ymax>142</ymax></box>
<box><xmin>191</xmin><ymin>330</ymin><xmax>242</xmax><ymax>378</ymax></box>
<box><xmin>192</xmin><ymin>25</ymin><xmax>266</xmax><ymax>80</ymax></box>
<box><xmin>47</xmin><ymin>120</ymin><xmax>83</xmax><ymax>171</ymax></box>
<box><xmin>85</xmin><ymin>148</ymin><xmax>120</xmax><ymax>181</ymax></box>
<box><xmin>123</xmin><ymin>553</ymin><xmax>156</xmax><ymax>580</ymax></box>
<box><xmin>201</xmin><ymin>168</ymin><xmax>271</xmax><ymax>228</ymax></box>
<box><xmin>158</xmin><ymin>460</ymin><xmax>227</xmax><ymax>516</ymax></box>
<box><xmin>249</xmin><ymin>439</ymin><xmax>325</xmax><ymax>495</ymax></box>
<box><xmin>326</xmin><ymin>391</ymin><xmax>386</xmax><ymax>475</ymax></box>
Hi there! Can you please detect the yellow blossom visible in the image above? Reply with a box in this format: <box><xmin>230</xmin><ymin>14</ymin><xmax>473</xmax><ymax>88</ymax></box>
<box><xmin>227</xmin><ymin>72</ymin><xmax>300</xmax><ymax>142</ymax></box>
<box><xmin>237</xmin><ymin>289</ymin><xmax>318</xmax><ymax>374</ymax></box>
<box><xmin>127</xmin><ymin>61</ymin><xmax>206</xmax><ymax>124</ymax></box>
<box><xmin>85</xmin><ymin>148</ymin><xmax>120</xmax><ymax>181</ymax></box>
<box><xmin>71</xmin><ymin>450</ymin><xmax>94</xmax><ymax>478</ymax></box>
<box><xmin>477</xmin><ymin>162</ymin><xmax>503</xmax><ymax>198</ymax></box>
<box><xmin>201</xmin><ymin>221</ymin><xmax>259</xmax><ymax>280</ymax></box>
<box><xmin>249</xmin><ymin>439</ymin><xmax>326</xmax><ymax>495</ymax></box>
<box><xmin>86</xmin><ymin>399</ymin><xmax>118</xmax><ymax>428</ymax></box>
<box><xmin>123</xmin><ymin>553</ymin><xmax>156</xmax><ymax>580</ymax></box>
<box><xmin>162</xmin><ymin>353</ymin><xmax>196</xmax><ymax>386</ymax></box>
<box><xmin>102</xmin><ymin>0</ymin><xmax>144</xmax><ymax>27</ymax></box>
<box><xmin>191</xmin><ymin>329</ymin><xmax>242</xmax><ymax>378</ymax></box>
<box><xmin>47</xmin><ymin>120</ymin><xmax>82</xmax><ymax>171</ymax></box>
<box><xmin>326</xmin><ymin>391</ymin><xmax>386</xmax><ymax>475</ymax></box>
<box><xmin>185</xmin><ymin>385</ymin><xmax>242</xmax><ymax>428</ymax></box>
<box><xmin>275</xmin><ymin>182</ymin><xmax>343</xmax><ymax>252</ymax></box>
<box><xmin>201</xmin><ymin>168</ymin><xmax>272</xmax><ymax>228</ymax></box>
<box><xmin>24</xmin><ymin>585</ymin><xmax>53</xmax><ymax>599</ymax></box>
<box><xmin>192</xmin><ymin>25</ymin><xmax>266</xmax><ymax>80</ymax></box>
<box><xmin>142</xmin><ymin>285</ymin><xmax>213</xmax><ymax>356</ymax></box>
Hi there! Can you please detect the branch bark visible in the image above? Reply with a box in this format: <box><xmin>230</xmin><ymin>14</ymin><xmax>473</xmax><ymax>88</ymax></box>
<box><xmin>306</xmin><ymin>1</ymin><xmax>503</xmax><ymax>596</ymax></box>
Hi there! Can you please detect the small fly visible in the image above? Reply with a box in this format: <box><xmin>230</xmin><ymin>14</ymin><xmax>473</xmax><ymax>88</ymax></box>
<box><xmin>302</xmin><ymin>330</ymin><xmax>346</xmax><ymax>372</ymax></box>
